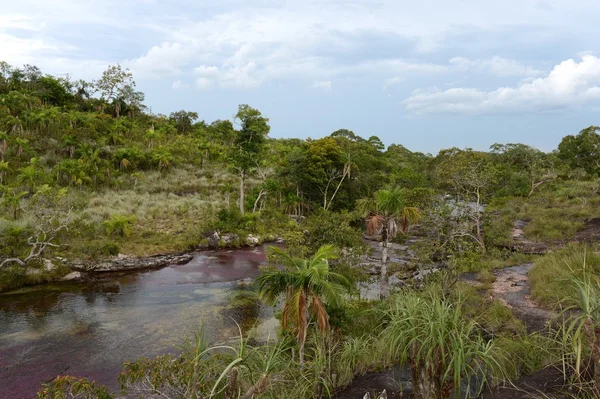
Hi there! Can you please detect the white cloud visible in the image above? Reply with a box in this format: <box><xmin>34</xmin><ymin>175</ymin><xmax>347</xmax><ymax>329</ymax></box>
<box><xmin>310</xmin><ymin>80</ymin><xmax>332</xmax><ymax>92</ymax></box>
<box><xmin>171</xmin><ymin>80</ymin><xmax>184</xmax><ymax>89</ymax></box>
<box><xmin>126</xmin><ymin>42</ymin><xmax>190</xmax><ymax>78</ymax></box>
<box><xmin>404</xmin><ymin>55</ymin><xmax>600</xmax><ymax>114</ymax></box>
<box><xmin>449</xmin><ymin>56</ymin><xmax>543</xmax><ymax>77</ymax></box>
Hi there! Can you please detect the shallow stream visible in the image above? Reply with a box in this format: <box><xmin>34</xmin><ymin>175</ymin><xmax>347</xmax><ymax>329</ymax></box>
<box><xmin>0</xmin><ymin>246</ymin><xmax>277</xmax><ymax>398</ymax></box>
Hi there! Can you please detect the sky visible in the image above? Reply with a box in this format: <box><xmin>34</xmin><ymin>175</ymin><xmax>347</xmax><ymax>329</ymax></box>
<box><xmin>2</xmin><ymin>0</ymin><xmax>600</xmax><ymax>154</ymax></box>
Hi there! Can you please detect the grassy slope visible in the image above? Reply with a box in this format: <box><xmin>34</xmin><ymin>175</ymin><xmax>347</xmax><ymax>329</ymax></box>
<box><xmin>486</xmin><ymin>179</ymin><xmax>600</xmax><ymax>245</ymax></box>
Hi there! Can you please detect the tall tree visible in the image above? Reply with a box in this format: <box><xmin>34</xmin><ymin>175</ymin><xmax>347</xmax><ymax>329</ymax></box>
<box><xmin>255</xmin><ymin>244</ymin><xmax>351</xmax><ymax>365</ymax></box>
<box><xmin>558</xmin><ymin>126</ymin><xmax>600</xmax><ymax>176</ymax></box>
<box><xmin>357</xmin><ymin>188</ymin><xmax>421</xmax><ymax>298</ymax></box>
<box><xmin>95</xmin><ymin>65</ymin><xmax>142</xmax><ymax>117</ymax></box>
<box><xmin>231</xmin><ymin>105</ymin><xmax>269</xmax><ymax>214</ymax></box>
<box><xmin>435</xmin><ymin>148</ymin><xmax>496</xmax><ymax>253</ymax></box>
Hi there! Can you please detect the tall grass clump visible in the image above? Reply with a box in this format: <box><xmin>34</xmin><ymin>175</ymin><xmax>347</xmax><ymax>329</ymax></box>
<box><xmin>104</xmin><ymin>214</ymin><xmax>136</xmax><ymax>237</ymax></box>
<box><xmin>380</xmin><ymin>287</ymin><xmax>505</xmax><ymax>398</ymax></box>
<box><xmin>529</xmin><ymin>244</ymin><xmax>600</xmax><ymax>308</ymax></box>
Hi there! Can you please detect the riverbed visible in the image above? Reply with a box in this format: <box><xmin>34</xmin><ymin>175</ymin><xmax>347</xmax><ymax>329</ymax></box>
<box><xmin>0</xmin><ymin>246</ymin><xmax>277</xmax><ymax>398</ymax></box>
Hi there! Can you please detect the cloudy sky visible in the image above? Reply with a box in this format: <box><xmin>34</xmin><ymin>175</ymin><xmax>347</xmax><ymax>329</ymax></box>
<box><xmin>2</xmin><ymin>0</ymin><xmax>600</xmax><ymax>153</ymax></box>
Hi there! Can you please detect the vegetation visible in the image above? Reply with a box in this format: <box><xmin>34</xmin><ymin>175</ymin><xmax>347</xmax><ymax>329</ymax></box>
<box><xmin>1</xmin><ymin>61</ymin><xmax>600</xmax><ymax>397</ymax></box>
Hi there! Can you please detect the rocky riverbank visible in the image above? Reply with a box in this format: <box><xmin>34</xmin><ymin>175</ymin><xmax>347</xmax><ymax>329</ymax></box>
<box><xmin>1</xmin><ymin>233</ymin><xmax>284</xmax><ymax>290</ymax></box>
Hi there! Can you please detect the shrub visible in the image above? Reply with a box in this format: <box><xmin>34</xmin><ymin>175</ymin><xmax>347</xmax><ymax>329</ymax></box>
<box><xmin>381</xmin><ymin>287</ymin><xmax>504</xmax><ymax>398</ymax></box>
<box><xmin>103</xmin><ymin>214</ymin><xmax>136</xmax><ymax>237</ymax></box>
<box><xmin>530</xmin><ymin>244</ymin><xmax>600</xmax><ymax>307</ymax></box>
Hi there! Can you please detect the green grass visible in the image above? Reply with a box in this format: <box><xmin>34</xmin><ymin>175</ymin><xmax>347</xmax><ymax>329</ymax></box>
<box><xmin>529</xmin><ymin>244</ymin><xmax>600</xmax><ymax>308</ymax></box>
<box><xmin>486</xmin><ymin>180</ymin><xmax>600</xmax><ymax>245</ymax></box>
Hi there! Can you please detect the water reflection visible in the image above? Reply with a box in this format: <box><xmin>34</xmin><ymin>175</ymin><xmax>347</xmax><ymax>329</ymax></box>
<box><xmin>0</xmin><ymin>246</ymin><xmax>276</xmax><ymax>398</ymax></box>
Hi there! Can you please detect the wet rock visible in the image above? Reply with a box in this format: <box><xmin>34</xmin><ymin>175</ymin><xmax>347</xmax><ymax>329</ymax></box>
<box><xmin>74</xmin><ymin>253</ymin><xmax>193</xmax><ymax>273</ymax></box>
<box><xmin>245</xmin><ymin>234</ymin><xmax>260</xmax><ymax>247</ymax></box>
<box><xmin>43</xmin><ymin>259</ymin><xmax>55</xmax><ymax>272</ymax></box>
<box><xmin>506</xmin><ymin>219</ymin><xmax>548</xmax><ymax>254</ymax></box>
<box><xmin>207</xmin><ymin>231</ymin><xmax>220</xmax><ymax>247</ymax></box>
<box><xmin>221</xmin><ymin>233</ymin><xmax>239</xmax><ymax>246</ymax></box>
<box><xmin>60</xmin><ymin>271</ymin><xmax>82</xmax><ymax>281</ymax></box>
<box><xmin>25</xmin><ymin>268</ymin><xmax>42</xmax><ymax>276</ymax></box>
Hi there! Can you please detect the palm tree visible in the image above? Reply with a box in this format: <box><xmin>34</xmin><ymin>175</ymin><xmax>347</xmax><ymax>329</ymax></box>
<box><xmin>255</xmin><ymin>244</ymin><xmax>351</xmax><ymax>365</ymax></box>
<box><xmin>0</xmin><ymin>131</ymin><xmax>8</xmax><ymax>161</ymax></box>
<box><xmin>145</xmin><ymin>126</ymin><xmax>159</xmax><ymax>149</ymax></box>
<box><xmin>0</xmin><ymin>161</ymin><xmax>9</xmax><ymax>185</ymax></box>
<box><xmin>357</xmin><ymin>188</ymin><xmax>421</xmax><ymax>298</ymax></box>
<box><xmin>15</xmin><ymin>138</ymin><xmax>29</xmax><ymax>159</ymax></box>
<box><xmin>18</xmin><ymin>159</ymin><xmax>40</xmax><ymax>193</ymax></box>
<box><xmin>152</xmin><ymin>149</ymin><xmax>173</xmax><ymax>170</ymax></box>
<box><xmin>61</xmin><ymin>134</ymin><xmax>79</xmax><ymax>158</ymax></box>
<box><xmin>1</xmin><ymin>188</ymin><xmax>27</xmax><ymax>220</ymax></box>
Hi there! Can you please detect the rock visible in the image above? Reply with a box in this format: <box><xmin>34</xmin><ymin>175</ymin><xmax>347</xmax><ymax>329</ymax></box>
<box><xmin>207</xmin><ymin>231</ymin><xmax>220</xmax><ymax>247</ymax></box>
<box><xmin>87</xmin><ymin>253</ymin><xmax>193</xmax><ymax>273</ymax></box>
<box><xmin>43</xmin><ymin>259</ymin><xmax>55</xmax><ymax>272</ymax></box>
<box><xmin>275</xmin><ymin>237</ymin><xmax>285</xmax><ymax>244</ymax></box>
<box><xmin>221</xmin><ymin>233</ymin><xmax>239</xmax><ymax>246</ymax></box>
<box><xmin>60</xmin><ymin>271</ymin><xmax>82</xmax><ymax>281</ymax></box>
<box><xmin>245</xmin><ymin>234</ymin><xmax>260</xmax><ymax>247</ymax></box>
<box><xmin>25</xmin><ymin>268</ymin><xmax>42</xmax><ymax>276</ymax></box>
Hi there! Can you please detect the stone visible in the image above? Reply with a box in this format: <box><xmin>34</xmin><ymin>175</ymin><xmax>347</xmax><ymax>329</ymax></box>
<box><xmin>43</xmin><ymin>259</ymin><xmax>55</xmax><ymax>272</ymax></box>
<box><xmin>245</xmin><ymin>235</ymin><xmax>260</xmax><ymax>247</ymax></box>
<box><xmin>60</xmin><ymin>271</ymin><xmax>82</xmax><ymax>281</ymax></box>
<box><xmin>25</xmin><ymin>268</ymin><xmax>42</xmax><ymax>276</ymax></box>
<box><xmin>207</xmin><ymin>231</ymin><xmax>220</xmax><ymax>247</ymax></box>
<box><xmin>221</xmin><ymin>233</ymin><xmax>239</xmax><ymax>246</ymax></box>
<box><xmin>87</xmin><ymin>253</ymin><xmax>193</xmax><ymax>272</ymax></box>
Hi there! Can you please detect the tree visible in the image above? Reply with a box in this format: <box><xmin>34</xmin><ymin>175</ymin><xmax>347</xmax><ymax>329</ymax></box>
<box><xmin>1</xmin><ymin>187</ymin><xmax>27</xmax><ymax>219</ymax></box>
<box><xmin>0</xmin><ymin>160</ymin><xmax>8</xmax><ymax>185</ymax></box>
<box><xmin>435</xmin><ymin>148</ymin><xmax>496</xmax><ymax>254</ymax></box>
<box><xmin>95</xmin><ymin>65</ymin><xmax>141</xmax><ymax>117</ymax></box>
<box><xmin>0</xmin><ymin>186</ymin><xmax>73</xmax><ymax>269</ymax></box>
<box><xmin>299</xmin><ymin>137</ymin><xmax>348</xmax><ymax>210</ymax></box>
<box><xmin>558</xmin><ymin>126</ymin><xmax>600</xmax><ymax>176</ymax></box>
<box><xmin>357</xmin><ymin>188</ymin><xmax>421</xmax><ymax>298</ymax></box>
<box><xmin>0</xmin><ymin>131</ymin><xmax>8</xmax><ymax>161</ymax></box>
<box><xmin>490</xmin><ymin>143</ymin><xmax>556</xmax><ymax>198</ymax></box>
<box><xmin>255</xmin><ymin>244</ymin><xmax>351</xmax><ymax>365</ymax></box>
<box><xmin>169</xmin><ymin>110</ymin><xmax>199</xmax><ymax>134</ymax></box>
<box><xmin>382</xmin><ymin>288</ymin><xmax>498</xmax><ymax>399</ymax></box>
<box><xmin>18</xmin><ymin>158</ymin><xmax>42</xmax><ymax>193</ymax></box>
<box><xmin>231</xmin><ymin>105</ymin><xmax>270</xmax><ymax>214</ymax></box>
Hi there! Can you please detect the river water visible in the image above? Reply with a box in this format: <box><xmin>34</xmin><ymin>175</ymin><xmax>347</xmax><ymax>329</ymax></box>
<box><xmin>0</xmin><ymin>246</ymin><xmax>277</xmax><ymax>399</ymax></box>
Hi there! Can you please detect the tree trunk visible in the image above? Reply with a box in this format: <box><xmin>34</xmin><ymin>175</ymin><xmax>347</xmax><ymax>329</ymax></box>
<box><xmin>584</xmin><ymin>317</ymin><xmax>600</xmax><ymax>392</ymax></box>
<box><xmin>475</xmin><ymin>189</ymin><xmax>486</xmax><ymax>254</ymax></box>
<box><xmin>241</xmin><ymin>374</ymin><xmax>268</xmax><ymax>399</ymax></box>
<box><xmin>239</xmin><ymin>170</ymin><xmax>245</xmax><ymax>214</ymax></box>
<box><xmin>253</xmin><ymin>189</ymin><xmax>265</xmax><ymax>213</ymax></box>
<box><xmin>380</xmin><ymin>238</ymin><xmax>389</xmax><ymax>299</ymax></box>
<box><xmin>410</xmin><ymin>359</ymin><xmax>443</xmax><ymax>399</ymax></box>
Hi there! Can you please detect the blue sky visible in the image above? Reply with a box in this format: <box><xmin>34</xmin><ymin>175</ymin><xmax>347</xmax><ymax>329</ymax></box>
<box><xmin>2</xmin><ymin>0</ymin><xmax>600</xmax><ymax>154</ymax></box>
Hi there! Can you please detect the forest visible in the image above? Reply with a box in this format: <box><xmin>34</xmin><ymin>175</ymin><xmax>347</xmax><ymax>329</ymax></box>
<box><xmin>2</xmin><ymin>62</ymin><xmax>600</xmax><ymax>398</ymax></box>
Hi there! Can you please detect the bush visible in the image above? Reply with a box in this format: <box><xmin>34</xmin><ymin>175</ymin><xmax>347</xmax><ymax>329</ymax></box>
<box><xmin>104</xmin><ymin>214</ymin><xmax>136</xmax><ymax>237</ymax></box>
<box><xmin>530</xmin><ymin>244</ymin><xmax>600</xmax><ymax>307</ymax></box>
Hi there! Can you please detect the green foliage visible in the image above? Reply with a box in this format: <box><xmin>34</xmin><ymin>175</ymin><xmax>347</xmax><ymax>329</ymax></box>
<box><xmin>38</xmin><ymin>375</ymin><xmax>113</xmax><ymax>399</ymax></box>
<box><xmin>103</xmin><ymin>214</ymin><xmax>136</xmax><ymax>237</ymax></box>
<box><xmin>558</xmin><ymin>126</ymin><xmax>600</xmax><ymax>176</ymax></box>
<box><xmin>231</xmin><ymin>104</ymin><xmax>269</xmax><ymax>173</ymax></box>
<box><xmin>530</xmin><ymin>244</ymin><xmax>600</xmax><ymax>307</ymax></box>
<box><xmin>381</xmin><ymin>286</ymin><xmax>503</xmax><ymax>398</ymax></box>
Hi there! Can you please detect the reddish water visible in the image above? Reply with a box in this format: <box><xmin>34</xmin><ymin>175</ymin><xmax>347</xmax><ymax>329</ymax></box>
<box><xmin>0</xmin><ymin>246</ymin><xmax>275</xmax><ymax>399</ymax></box>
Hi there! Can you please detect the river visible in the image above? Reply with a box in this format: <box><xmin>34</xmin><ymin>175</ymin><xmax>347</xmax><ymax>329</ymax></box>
<box><xmin>0</xmin><ymin>246</ymin><xmax>277</xmax><ymax>398</ymax></box>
